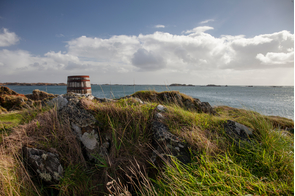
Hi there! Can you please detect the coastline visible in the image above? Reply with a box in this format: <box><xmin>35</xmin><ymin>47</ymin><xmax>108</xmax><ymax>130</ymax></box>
<box><xmin>2</xmin><ymin>84</ymin><xmax>294</xmax><ymax>120</ymax></box>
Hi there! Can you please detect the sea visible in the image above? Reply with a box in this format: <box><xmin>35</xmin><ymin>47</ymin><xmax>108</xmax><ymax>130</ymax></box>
<box><xmin>5</xmin><ymin>85</ymin><xmax>294</xmax><ymax>120</ymax></box>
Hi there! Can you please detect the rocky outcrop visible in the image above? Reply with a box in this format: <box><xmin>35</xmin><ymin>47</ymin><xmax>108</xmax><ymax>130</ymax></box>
<box><xmin>224</xmin><ymin>120</ymin><xmax>253</xmax><ymax>145</ymax></box>
<box><xmin>190</xmin><ymin>98</ymin><xmax>214</xmax><ymax>114</ymax></box>
<box><xmin>23</xmin><ymin>147</ymin><xmax>63</xmax><ymax>184</ymax></box>
<box><xmin>0</xmin><ymin>86</ymin><xmax>18</xmax><ymax>95</ymax></box>
<box><xmin>55</xmin><ymin>94</ymin><xmax>110</xmax><ymax>161</ymax></box>
<box><xmin>0</xmin><ymin>87</ymin><xmax>53</xmax><ymax>112</ymax></box>
<box><xmin>25</xmin><ymin>89</ymin><xmax>57</xmax><ymax>101</ymax></box>
<box><xmin>131</xmin><ymin>91</ymin><xmax>215</xmax><ymax>114</ymax></box>
<box><xmin>151</xmin><ymin>105</ymin><xmax>191</xmax><ymax>164</ymax></box>
<box><xmin>0</xmin><ymin>94</ymin><xmax>34</xmax><ymax>112</ymax></box>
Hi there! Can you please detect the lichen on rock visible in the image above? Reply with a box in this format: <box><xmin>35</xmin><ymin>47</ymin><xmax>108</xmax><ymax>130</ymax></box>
<box><xmin>23</xmin><ymin>147</ymin><xmax>63</xmax><ymax>184</ymax></box>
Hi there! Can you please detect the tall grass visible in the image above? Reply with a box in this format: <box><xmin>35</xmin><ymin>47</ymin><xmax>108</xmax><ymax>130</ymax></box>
<box><xmin>90</xmin><ymin>100</ymin><xmax>156</xmax><ymax>190</ymax></box>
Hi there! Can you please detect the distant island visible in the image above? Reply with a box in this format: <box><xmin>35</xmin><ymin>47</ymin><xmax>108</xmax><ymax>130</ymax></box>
<box><xmin>169</xmin><ymin>83</ymin><xmax>194</xmax><ymax>86</ymax></box>
<box><xmin>206</xmin><ymin>84</ymin><xmax>222</xmax><ymax>87</ymax></box>
<box><xmin>0</xmin><ymin>82</ymin><xmax>67</xmax><ymax>86</ymax></box>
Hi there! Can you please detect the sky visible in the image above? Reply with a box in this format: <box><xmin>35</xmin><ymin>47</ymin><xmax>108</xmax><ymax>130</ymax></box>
<box><xmin>0</xmin><ymin>0</ymin><xmax>294</xmax><ymax>85</ymax></box>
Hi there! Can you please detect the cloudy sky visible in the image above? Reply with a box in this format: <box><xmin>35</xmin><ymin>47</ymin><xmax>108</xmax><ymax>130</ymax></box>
<box><xmin>0</xmin><ymin>0</ymin><xmax>294</xmax><ymax>85</ymax></box>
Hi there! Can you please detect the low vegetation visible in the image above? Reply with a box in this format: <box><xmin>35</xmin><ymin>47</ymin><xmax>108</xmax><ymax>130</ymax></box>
<box><xmin>0</xmin><ymin>90</ymin><xmax>293</xmax><ymax>195</ymax></box>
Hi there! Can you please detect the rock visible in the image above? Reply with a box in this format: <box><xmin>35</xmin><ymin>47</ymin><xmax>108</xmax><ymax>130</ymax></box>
<box><xmin>97</xmin><ymin>98</ymin><xmax>117</xmax><ymax>103</ymax></box>
<box><xmin>48</xmin><ymin>95</ymin><xmax>68</xmax><ymax>110</ymax></box>
<box><xmin>81</xmin><ymin>130</ymin><xmax>99</xmax><ymax>150</ymax></box>
<box><xmin>71</xmin><ymin>122</ymin><xmax>83</xmax><ymax>139</ymax></box>
<box><xmin>58</xmin><ymin>98</ymin><xmax>97</xmax><ymax>128</ymax></box>
<box><xmin>132</xmin><ymin>91</ymin><xmax>215</xmax><ymax>114</ymax></box>
<box><xmin>0</xmin><ymin>86</ymin><xmax>18</xmax><ymax>95</ymax></box>
<box><xmin>25</xmin><ymin>89</ymin><xmax>57</xmax><ymax>101</ymax></box>
<box><xmin>0</xmin><ymin>86</ymin><xmax>34</xmax><ymax>111</ymax></box>
<box><xmin>155</xmin><ymin>112</ymin><xmax>165</xmax><ymax>120</ymax></box>
<box><xmin>183</xmin><ymin>99</ymin><xmax>195</xmax><ymax>110</ymax></box>
<box><xmin>58</xmin><ymin>97</ymin><xmax>109</xmax><ymax>160</ymax></box>
<box><xmin>132</xmin><ymin>97</ymin><xmax>143</xmax><ymax>104</ymax></box>
<box><xmin>151</xmin><ymin>105</ymin><xmax>191</xmax><ymax>164</ymax></box>
<box><xmin>63</xmin><ymin>92</ymin><xmax>94</xmax><ymax>100</ymax></box>
<box><xmin>199</xmin><ymin>102</ymin><xmax>214</xmax><ymax>114</ymax></box>
<box><xmin>224</xmin><ymin>120</ymin><xmax>253</xmax><ymax>144</ymax></box>
<box><xmin>23</xmin><ymin>147</ymin><xmax>63</xmax><ymax>184</ymax></box>
<box><xmin>151</xmin><ymin>121</ymin><xmax>191</xmax><ymax>164</ymax></box>
<box><xmin>156</xmin><ymin>105</ymin><xmax>167</xmax><ymax>112</ymax></box>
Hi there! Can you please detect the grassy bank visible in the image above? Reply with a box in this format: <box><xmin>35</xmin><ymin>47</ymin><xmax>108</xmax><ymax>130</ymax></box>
<box><xmin>0</xmin><ymin>91</ymin><xmax>293</xmax><ymax>195</ymax></box>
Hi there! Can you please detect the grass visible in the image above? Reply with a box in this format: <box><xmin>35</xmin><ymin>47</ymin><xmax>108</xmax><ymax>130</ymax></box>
<box><xmin>0</xmin><ymin>90</ymin><xmax>293</xmax><ymax>195</ymax></box>
<box><xmin>0</xmin><ymin>112</ymin><xmax>23</xmax><ymax>131</ymax></box>
<box><xmin>90</xmin><ymin>100</ymin><xmax>156</xmax><ymax>187</ymax></box>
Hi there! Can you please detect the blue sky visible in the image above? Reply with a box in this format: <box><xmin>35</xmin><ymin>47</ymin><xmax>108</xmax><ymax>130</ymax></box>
<box><xmin>0</xmin><ymin>0</ymin><xmax>294</xmax><ymax>85</ymax></box>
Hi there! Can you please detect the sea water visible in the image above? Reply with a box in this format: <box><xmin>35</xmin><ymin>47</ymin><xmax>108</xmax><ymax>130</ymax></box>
<box><xmin>5</xmin><ymin>85</ymin><xmax>294</xmax><ymax>120</ymax></box>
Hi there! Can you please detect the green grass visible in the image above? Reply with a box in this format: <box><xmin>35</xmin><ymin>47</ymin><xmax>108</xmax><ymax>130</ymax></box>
<box><xmin>54</xmin><ymin>164</ymin><xmax>101</xmax><ymax>196</ymax></box>
<box><xmin>0</xmin><ymin>112</ymin><xmax>23</xmax><ymax>143</ymax></box>
<box><xmin>0</xmin><ymin>112</ymin><xmax>23</xmax><ymax>130</ymax></box>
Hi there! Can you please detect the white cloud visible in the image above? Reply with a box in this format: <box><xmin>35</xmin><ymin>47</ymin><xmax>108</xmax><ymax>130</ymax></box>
<box><xmin>199</xmin><ymin>19</ymin><xmax>214</xmax><ymax>24</ymax></box>
<box><xmin>0</xmin><ymin>28</ymin><xmax>20</xmax><ymax>47</ymax></box>
<box><xmin>256</xmin><ymin>51</ymin><xmax>294</xmax><ymax>65</ymax></box>
<box><xmin>183</xmin><ymin>26</ymin><xmax>214</xmax><ymax>35</ymax></box>
<box><xmin>56</xmin><ymin>34</ymin><xmax>65</xmax><ymax>37</ymax></box>
<box><xmin>45</xmin><ymin>51</ymin><xmax>80</xmax><ymax>64</ymax></box>
<box><xmin>154</xmin><ymin>24</ymin><xmax>165</xmax><ymax>28</ymax></box>
<box><xmin>67</xmin><ymin>35</ymin><xmax>140</xmax><ymax>63</ymax></box>
<box><xmin>0</xmin><ymin>27</ymin><xmax>293</xmax><ymax>85</ymax></box>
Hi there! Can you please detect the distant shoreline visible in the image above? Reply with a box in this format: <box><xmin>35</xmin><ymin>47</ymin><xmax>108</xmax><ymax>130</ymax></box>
<box><xmin>0</xmin><ymin>83</ymin><xmax>289</xmax><ymax>88</ymax></box>
<box><xmin>0</xmin><ymin>82</ymin><xmax>67</xmax><ymax>86</ymax></box>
